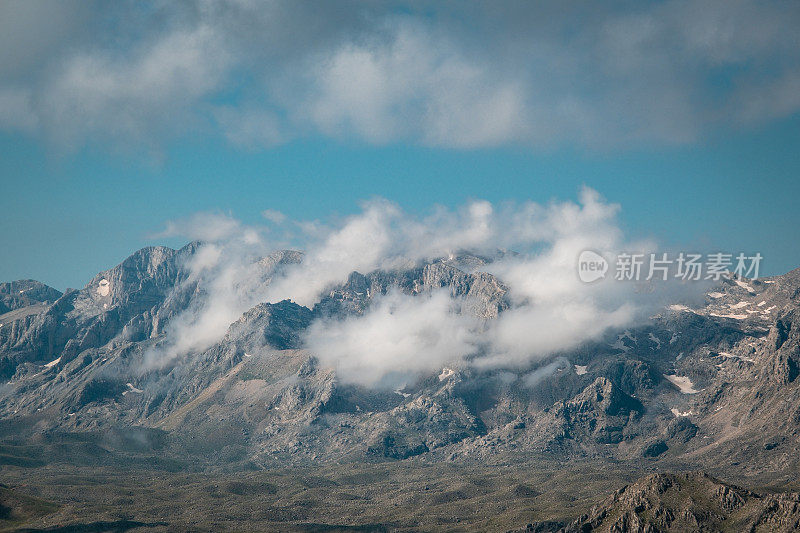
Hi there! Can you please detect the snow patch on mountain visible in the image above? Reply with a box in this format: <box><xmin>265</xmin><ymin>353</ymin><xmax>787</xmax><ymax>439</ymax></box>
<box><xmin>735</xmin><ymin>280</ymin><xmax>756</xmax><ymax>293</ymax></box>
<box><xmin>96</xmin><ymin>279</ymin><xmax>110</xmax><ymax>297</ymax></box>
<box><xmin>665</xmin><ymin>374</ymin><xmax>700</xmax><ymax>394</ymax></box>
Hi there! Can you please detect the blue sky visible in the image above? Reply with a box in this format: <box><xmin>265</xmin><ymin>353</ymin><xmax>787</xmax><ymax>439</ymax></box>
<box><xmin>1</xmin><ymin>1</ymin><xmax>799</xmax><ymax>290</ymax></box>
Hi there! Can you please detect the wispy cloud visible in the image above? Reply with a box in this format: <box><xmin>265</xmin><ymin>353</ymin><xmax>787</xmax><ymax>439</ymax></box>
<box><xmin>145</xmin><ymin>189</ymin><xmax>699</xmax><ymax>386</ymax></box>
<box><xmin>306</xmin><ymin>289</ymin><xmax>481</xmax><ymax>387</ymax></box>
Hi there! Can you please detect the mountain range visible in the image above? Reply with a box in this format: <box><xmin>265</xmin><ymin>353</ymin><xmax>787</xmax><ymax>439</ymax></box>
<box><xmin>2</xmin><ymin>242</ymin><xmax>800</xmax><ymax>531</ymax></box>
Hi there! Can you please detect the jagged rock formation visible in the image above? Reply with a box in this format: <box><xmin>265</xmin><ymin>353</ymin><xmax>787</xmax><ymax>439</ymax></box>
<box><xmin>2</xmin><ymin>243</ymin><xmax>800</xmax><ymax>482</ymax></box>
<box><xmin>0</xmin><ymin>280</ymin><xmax>61</xmax><ymax>314</ymax></box>
<box><xmin>314</xmin><ymin>257</ymin><xmax>509</xmax><ymax>319</ymax></box>
<box><xmin>553</xmin><ymin>472</ymin><xmax>800</xmax><ymax>532</ymax></box>
<box><xmin>0</xmin><ymin>245</ymin><xmax>194</xmax><ymax>378</ymax></box>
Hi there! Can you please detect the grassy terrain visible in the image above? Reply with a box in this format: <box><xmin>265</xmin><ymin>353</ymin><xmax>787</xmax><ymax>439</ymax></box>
<box><xmin>5</xmin><ymin>430</ymin><xmax>792</xmax><ymax>531</ymax></box>
<box><xmin>0</xmin><ymin>436</ymin><xmax>642</xmax><ymax>532</ymax></box>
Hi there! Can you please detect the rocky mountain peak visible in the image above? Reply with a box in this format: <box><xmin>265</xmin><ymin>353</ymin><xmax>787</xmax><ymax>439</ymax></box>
<box><xmin>0</xmin><ymin>279</ymin><xmax>61</xmax><ymax>315</ymax></box>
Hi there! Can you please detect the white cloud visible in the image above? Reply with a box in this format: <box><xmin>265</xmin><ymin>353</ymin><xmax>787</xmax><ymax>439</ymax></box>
<box><xmin>296</xmin><ymin>188</ymin><xmax>656</xmax><ymax>383</ymax></box>
<box><xmin>144</xmin><ymin>211</ymin><xmax>275</xmax><ymax>369</ymax></box>
<box><xmin>306</xmin><ymin>289</ymin><xmax>480</xmax><ymax>387</ymax></box>
<box><xmin>3</xmin><ymin>20</ymin><xmax>231</xmax><ymax>150</ymax></box>
<box><xmin>299</xmin><ymin>21</ymin><xmax>529</xmax><ymax>147</ymax></box>
<box><xmin>261</xmin><ymin>209</ymin><xmax>287</xmax><ymax>224</ymax></box>
<box><xmin>1</xmin><ymin>1</ymin><xmax>799</xmax><ymax>150</ymax></box>
<box><xmin>155</xmin><ymin>212</ymin><xmax>247</xmax><ymax>242</ymax></box>
<box><xmin>47</xmin><ymin>25</ymin><xmax>228</xmax><ymax>148</ymax></box>
<box><xmin>147</xmin><ymin>189</ymin><xmax>693</xmax><ymax>386</ymax></box>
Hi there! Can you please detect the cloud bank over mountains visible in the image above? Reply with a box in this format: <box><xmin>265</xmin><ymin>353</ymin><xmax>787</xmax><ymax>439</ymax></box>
<box><xmin>147</xmin><ymin>189</ymin><xmax>700</xmax><ymax>386</ymax></box>
<box><xmin>1</xmin><ymin>1</ymin><xmax>799</xmax><ymax>151</ymax></box>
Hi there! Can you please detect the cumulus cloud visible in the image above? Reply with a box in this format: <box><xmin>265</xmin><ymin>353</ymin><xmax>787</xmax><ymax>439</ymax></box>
<box><xmin>297</xmin><ymin>20</ymin><xmax>529</xmax><ymax>147</ymax></box>
<box><xmin>306</xmin><ymin>289</ymin><xmax>481</xmax><ymax>387</ymax></box>
<box><xmin>1</xmin><ymin>1</ymin><xmax>799</xmax><ymax>150</ymax></box>
<box><xmin>264</xmin><ymin>188</ymin><xmax>629</xmax><ymax>304</ymax></box>
<box><xmin>143</xmin><ymin>212</ymin><xmax>277</xmax><ymax>368</ymax></box>
<box><xmin>295</xmin><ymin>188</ymin><xmax>658</xmax><ymax>385</ymax></box>
<box><xmin>145</xmin><ymin>189</ymin><xmax>702</xmax><ymax>386</ymax></box>
<box><xmin>44</xmin><ymin>24</ymin><xmax>229</xmax><ymax>149</ymax></box>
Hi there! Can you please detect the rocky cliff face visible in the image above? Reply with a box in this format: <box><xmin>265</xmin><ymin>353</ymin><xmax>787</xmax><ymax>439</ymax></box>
<box><xmin>0</xmin><ymin>245</ymin><xmax>194</xmax><ymax>378</ymax></box>
<box><xmin>0</xmin><ymin>279</ymin><xmax>61</xmax><ymax>314</ymax></box>
<box><xmin>313</xmin><ymin>257</ymin><xmax>509</xmax><ymax>319</ymax></box>
<box><xmin>550</xmin><ymin>472</ymin><xmax>800</xmax><ymax>533</ymax></box>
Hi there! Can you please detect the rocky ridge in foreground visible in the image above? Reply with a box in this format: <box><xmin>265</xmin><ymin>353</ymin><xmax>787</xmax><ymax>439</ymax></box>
<box><xmin>531</xmin><ymin>471</ymin><xmax>800</xmax><ymax>533</ymax></box>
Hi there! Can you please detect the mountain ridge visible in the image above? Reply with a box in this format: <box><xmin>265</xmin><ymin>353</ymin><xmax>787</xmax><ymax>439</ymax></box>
<box><xmin>2</xmin><ymin>244</ymin><xmax>800</xmax><ymax>530</ymax></box>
